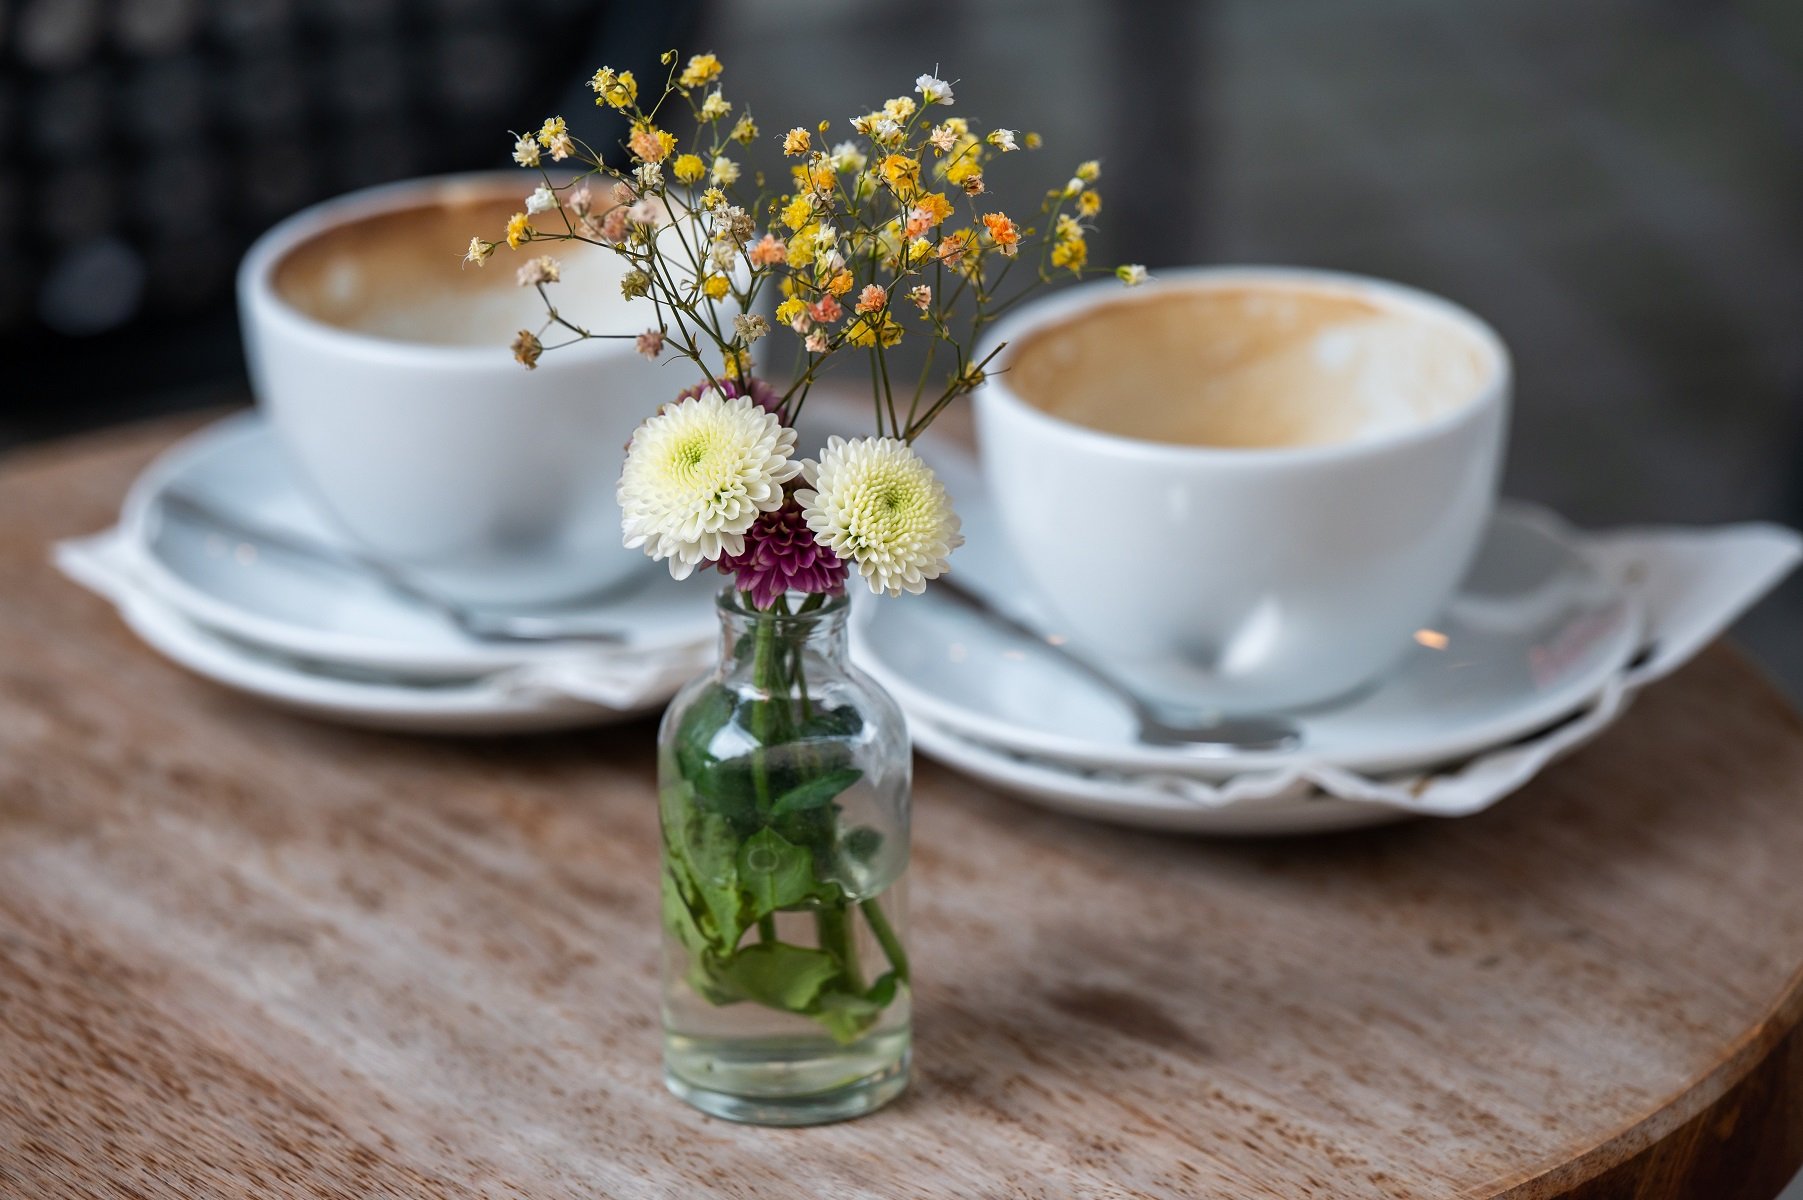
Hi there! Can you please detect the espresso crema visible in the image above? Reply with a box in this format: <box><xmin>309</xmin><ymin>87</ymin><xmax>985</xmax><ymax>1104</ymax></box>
<box><xmin>272</xmin><ymin>186</ymin><xmax>636</xmax><ymax>346</ymax></box>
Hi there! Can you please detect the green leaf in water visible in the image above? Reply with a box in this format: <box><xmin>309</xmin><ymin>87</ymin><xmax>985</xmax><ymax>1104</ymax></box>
<box><xmin>716</xmin><ymin>942</ymin><xmax>841</xmax><ymax>1013</ymax></box>
<box><xmin>769</xmin><ymin>767</ymin><xmax>863</xmax><ymax>818</ymax></box>
<box><xmin>737</xmin><ymin>828</ymin><xmax>817</xmax><ymax>918</ymax></box>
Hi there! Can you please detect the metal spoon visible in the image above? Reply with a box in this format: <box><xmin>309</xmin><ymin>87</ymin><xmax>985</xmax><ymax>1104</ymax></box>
<box><xmin>930</xmin><ymin>574</ymin><xmax>1303</xmax><ymax>754</ymax></box>
<box><xmin>153</xmin><ymin>490</ymin><xmax>631</xmax><ymax>645</ymax></box>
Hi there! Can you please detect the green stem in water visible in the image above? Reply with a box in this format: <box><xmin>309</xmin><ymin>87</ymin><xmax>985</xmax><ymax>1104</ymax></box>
<box><xmin>815</xmin><ymin>904</ymin><xmax>864</xmax><ymax>992</ymax></box>
<box><xmin>862</xmin><ymin>898</ymin><xmax>909</xmax><ymax>984</ymax></box>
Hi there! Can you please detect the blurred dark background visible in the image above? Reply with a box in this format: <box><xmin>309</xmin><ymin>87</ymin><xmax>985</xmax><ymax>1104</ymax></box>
<box><xmin>2</xmin><ymin>0</ymin><xmax>1801</xmax><ymax>690</ymax></box>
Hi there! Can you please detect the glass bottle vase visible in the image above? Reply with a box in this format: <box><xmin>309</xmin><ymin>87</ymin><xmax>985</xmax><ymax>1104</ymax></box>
<box><xmin>659</xmin><ymin>587</ymin><xmax>911</xmax><ymax>1125</ymax></box>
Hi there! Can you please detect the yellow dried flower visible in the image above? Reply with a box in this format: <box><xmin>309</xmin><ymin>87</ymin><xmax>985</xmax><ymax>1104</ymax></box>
<box><xmin>700</xmin><ymin>186</ymin><xmax>726</xmax><ymax>210</ymax></box>
<box><xmin>512</xmin><ymin>329</ymin><xmax>542</xmax><ymax>368</ymax></box>
<box><xmin>914</xmin><ymin>192</ymin><xmax>953</xmax><ymax>226</ymax></box>
<box><xmin>702</xmin><ymin>275</ymin><xmax>731</xmax><ymax>301</ymax></box>
<box><xmin>464</xmin><ymin>237</ymin><xmax>493</xmax><ymax>266</ymax></box>
<box><xmin>826</xmin><ymin>269</ymin><xmax>855</xmax><ymax>297</ymax></box>
<box><xmin>672</xmin><ymin>153</ymin><xmax>706</xmax><ymax>184</ymax></box>
<box><xmin>505</xmin><ymin>212</ymin><xmax>530</xmax><ymax>249</ymax></box>
<box><xmin>536</xmin><ymin>116</ymin><xmax>566</xmax><ymax>148</ymax></box>
<box><xmin>879</xmin><ymin>154</ymin><xmax>921</xmax><ymax>195</ymax></box>
<box><xmin>774</xmin><ymin>297</ymin><xmax>807</xmax><ymax>328</ymax></box>
<box><xmin>1075</xmin><ymin>159</ymin><xmax>1101</xmax><ymax>182</ymax></box>
<box><xmin>883</xmin><ymin>96</ymin><xmax>917</xmax><ymax>121</ymax></box>
<box><xmin>781</xmin><ymin>196</ymin><xmax>815</xmax><ymax>232</ymax></box>
<box><xmin>700</xmin><ymin>91</ymin><xmax>731</xmax><ymax>121</ymax></box>
<box><xmin>1024</xmin><ymin>131</ymin><xmax>1043</xmax><ymax>150</ymax></box>
<box><xmin>1077</xmin><ymin>189</ymin><xmax>1102</xmax><ymax>217</ymax></box>
<box><xmin>1050</xmin><ymin>237</ymin><xmax>1087</xmax><ymax>272</ymax></box>
<box><xmin>847</xmin><ymin>311</ymin><xmax>903</xmax><ymax>348</ymax></box>
<box><xmin>782</xmin><ymin>127</ymin><xmax>811</xmax><ymax>156</ymax></box>
<box><xmin>731</xmin><ymin>114</ymin><xmax>758</xmax><ymax>144</ymax></box>
<box><xmin>943</xmin><ymin>154</ymin><xmax>981</xmax><ymax>186</ymax></box>
<box><xmin>590</xmin><ymin>67</ymin><xmax>638</xmax><ymax>109</ymax></box>
<box><xmin>679</xmin><ymin>53</ymin><xmax>722</xmax><ymax>88</ymax></box>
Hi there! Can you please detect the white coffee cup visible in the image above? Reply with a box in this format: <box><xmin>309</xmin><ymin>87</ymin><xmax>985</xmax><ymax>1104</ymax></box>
<box><xmin>239</xmin><ymin>172</ymin><xmax>687</xmax><ymax>608</ymax></box>
<box><xmin>974</xmin><ymin>266</ymin><xmax>1511</xmax><ymax>715</ymax></box>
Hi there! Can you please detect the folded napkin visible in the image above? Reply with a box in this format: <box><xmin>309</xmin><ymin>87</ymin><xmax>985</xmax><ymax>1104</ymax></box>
<box><xmin>920</xmin><ymin>520</ymin><xmax>1802</xmax><ymax>818</ymax></box>
<box><xmin>56</xmin><ymin>528</ymin><xmax>712</xmax><ymax>713</ymax></box>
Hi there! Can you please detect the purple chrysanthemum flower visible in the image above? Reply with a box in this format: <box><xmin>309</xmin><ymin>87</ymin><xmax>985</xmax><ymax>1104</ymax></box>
<box><xmin>718</xmin><ymin>500</ymin><xmax>848</xmax><ymax>609</ymax></box>
<box><xmin>677</xmin><ymin>375</ymin><xmax>782</xmax><ymax>417</ymax></box>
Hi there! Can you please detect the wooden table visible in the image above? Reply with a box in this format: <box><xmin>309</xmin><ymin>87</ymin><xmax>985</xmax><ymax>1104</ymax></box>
<box><xmin>5</xmin><ymin>416</ymin><xmax>1803</xmax><ymax>1200</ymax></box>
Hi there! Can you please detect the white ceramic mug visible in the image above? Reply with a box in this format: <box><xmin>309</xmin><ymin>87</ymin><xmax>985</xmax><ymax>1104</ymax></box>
<box><xmin>239</xmin><ymin>172</ymin><xmax>681</xmax><ymax>608</ymax></box>
<box><xmin>974</xmin><ymin>266</ymin><xmax>1511</xmax><ymax>715</ymax></box>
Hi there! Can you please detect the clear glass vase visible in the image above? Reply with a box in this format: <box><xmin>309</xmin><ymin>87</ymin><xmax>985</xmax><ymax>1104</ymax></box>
<box><xmin>659</xmin><ymin>586</ymin><xmax>911</xmax><ymax>1125</ymax></box>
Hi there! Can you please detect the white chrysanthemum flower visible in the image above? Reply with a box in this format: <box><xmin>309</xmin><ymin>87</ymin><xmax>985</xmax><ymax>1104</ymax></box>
<box><xmin>798</xmin><ymin>436</ymin><xmax>963</xmax><ymax>596</ymax></box>
<box><xmin>618</xmin><ymin>392</ymin><xmax>800</xmax><ymax>578</ymax></box>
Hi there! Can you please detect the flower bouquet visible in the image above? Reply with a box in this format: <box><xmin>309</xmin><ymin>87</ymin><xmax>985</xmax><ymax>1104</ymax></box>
<box><xmin>471</xmin><ymin>50</ymin><xmax>1140</xmax><ymax>1123</ymax></box>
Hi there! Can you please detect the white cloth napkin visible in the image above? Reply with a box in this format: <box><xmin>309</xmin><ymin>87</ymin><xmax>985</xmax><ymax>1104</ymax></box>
<box><xmin>56</xmin><ymin>528</ymin><xmax>712</xmax><ymax>713</ymax></box>
<box><xmin>920</xmin><ymin>521</ymin><xmax>1803</xmax><ymax>817</ymax></box>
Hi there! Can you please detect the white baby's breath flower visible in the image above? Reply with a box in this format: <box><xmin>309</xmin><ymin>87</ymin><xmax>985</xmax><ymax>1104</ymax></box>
<box><xmin>831</xmin><ymin>140</ymin><xmax>867</xmax><ymax>172</ymax></box>
<box><xmin>915</xmin><ymin>73</ymin><xmax>953</xmax><ymax>105</ymax></box>
<box><xmin>734</xmin><ymin>313</ymin><xmax>770</xmax><ymax>343</ymax></box>
<box><xmin>618</xmin><ymin>391</ymin><xmax>801</xmax><ymax>578</ymax></box>
<box><xmin>799</xmin><ymin>436</ymin><xmax>963</xmax><ymax>596</ymax></box>
<box><xmin>515</xmin><ymin>255</ymin><xmax>559</xmax><ymax>286</ymax></box>
<box><xmin>710</xmin><ymin>155</ymin><xmax>740</xmax><ymax>185</ymax></box>
<box><xmin>525</xmin><ymin>185</ymin><xmax>556</xmax><ymax>214</ymax></box>
<box><xmin>464</xmin><ymin>237</ymin><xmax>493</xmax><ymax>266</ymax></box>
<box><xmin>633</xmin><ymin>160</ymin><xmax>664</xmax><ymax>190</ymax></box>
<box><xmin>512</xmin><ymin>136</ymin><xmax>540</xmax><ymax>167</ymax></box>
<box><xmin>624</xmin><ymin>198</ymin><xmax>663</xmax><ymax>230</ymax></box>
<box><xmin>986</xmin><ymin>128</ymin><xmax>1018</xmax><ymax>153</ymax></box>
<box><xmin>700</xmin><ymin>90</ymin><xmax>731</xmax><ymax>120</ymax></box>
<box><xmin>1116</xmin><ymin>263</ymin><xmax>1149</xmax><ymax>287</ymax></box>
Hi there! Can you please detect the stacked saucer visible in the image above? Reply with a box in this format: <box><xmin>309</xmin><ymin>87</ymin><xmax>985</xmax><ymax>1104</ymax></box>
<box><xmin>57</xmin><ymin>414</ymin><xmax>717</xmax><ymax>734</ymax></box>
<box><xmin>856</xmin><ymin>444</ymin><xmax>1798</xmax><ymax>835</ymax></box>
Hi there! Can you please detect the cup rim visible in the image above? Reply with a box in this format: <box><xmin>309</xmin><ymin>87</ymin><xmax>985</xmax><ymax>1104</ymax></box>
<box><xmin>237</xmin><ymin>170</ymin><xmax>628</xmax><ymax>368</ymax></box>
<box><xmin>974</xmin><ymin>264</ymin><xmax>1513</xmax><ymax>466</ymax></box>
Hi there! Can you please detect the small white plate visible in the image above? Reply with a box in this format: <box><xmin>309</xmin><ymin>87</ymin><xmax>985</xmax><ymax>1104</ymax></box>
<box><xmin>112</xmin><ymin>589</ymin><xmax>655</xmax><ymax>735</ymax></box>
<box><xmin>854</xmin><ymin>497</ymin><xmax>1641</xmax><ymax>780</ymax></box>
<box><xmin>120</xmin><ymin>415</ymin><xmax>718</xmax><ymax>678</ymax></box>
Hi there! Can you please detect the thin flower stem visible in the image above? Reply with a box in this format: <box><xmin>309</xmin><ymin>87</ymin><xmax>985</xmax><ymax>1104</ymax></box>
<box><xmin>861</xmin><ymin>898</ymin><xmax>909</xmax><ymax>983</ymax></box>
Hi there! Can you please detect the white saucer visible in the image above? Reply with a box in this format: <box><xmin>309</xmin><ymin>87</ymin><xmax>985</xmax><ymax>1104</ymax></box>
<box><xmin>853</xmin><ymin>499</ymin><xmax>1642</xmax><ymax>781</ymax></box>
<box><xmin>55</xmin><ymin>526</ymin><xmax>711</xmax><ymax>734</ymax></box>
<box><xmin>119</xmin><ymin>415</ymin><xmax>718</xmax><ymax>679</ymax></box>
<box><xmin>114</xmin><ymin>588</ymin><xmax>645</xmax><ymax>734</ymax></box>
<box><xmin>910</xmin><ymin>716</ymin><xmax>1416</xmax><ymax>835</ymax></box>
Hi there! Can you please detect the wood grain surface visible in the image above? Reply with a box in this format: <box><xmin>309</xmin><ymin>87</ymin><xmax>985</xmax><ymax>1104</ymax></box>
<box><xmin>3</xmin><ymin>415</ymin><xmax>1803</xmax><ymax>1199</ymax></box>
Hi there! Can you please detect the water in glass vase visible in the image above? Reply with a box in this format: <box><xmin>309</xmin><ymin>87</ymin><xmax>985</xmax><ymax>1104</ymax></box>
<box><xmin>659</xmin><ymin>589</ymin><xmax>911</xmax><ymax>1125</ymax></box>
